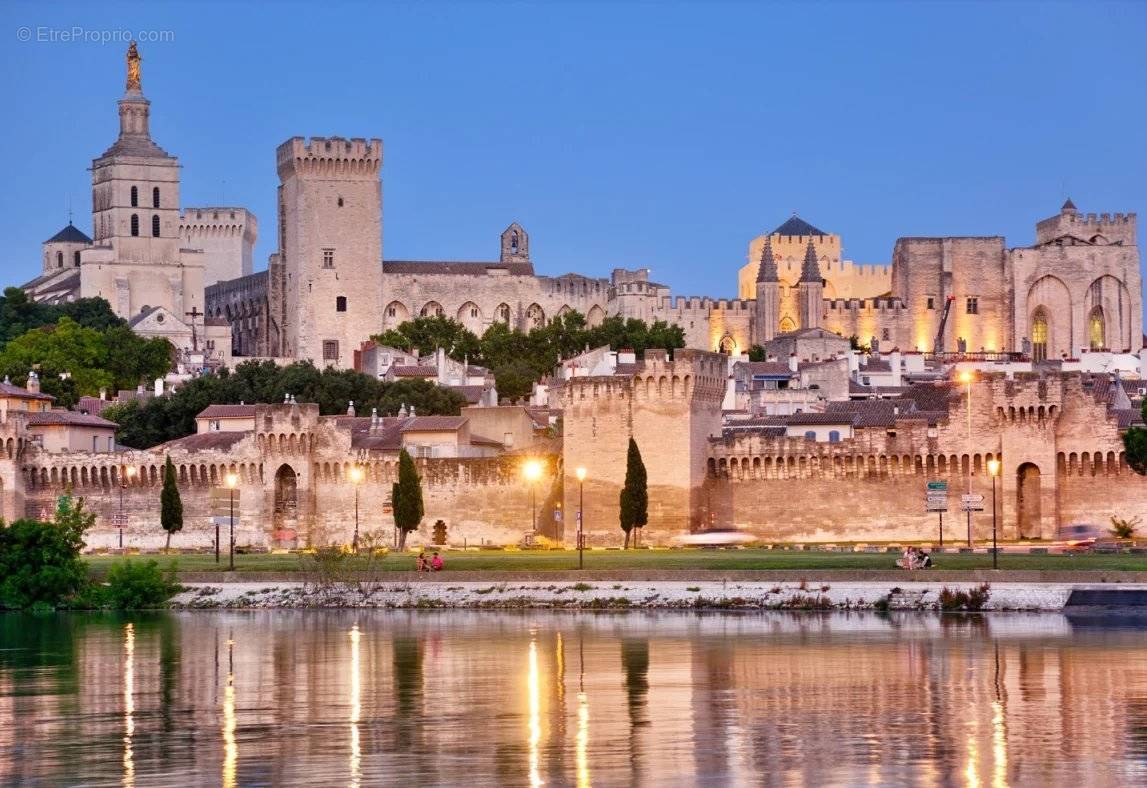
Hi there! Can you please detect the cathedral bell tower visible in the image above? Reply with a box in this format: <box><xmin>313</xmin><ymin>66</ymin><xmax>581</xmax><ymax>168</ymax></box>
<box><xmin>754</xmin><ymin>236</ymin><xmax>780</xmax><ymax>343</ymax></box>
<box><xmin>797</xmin><ymin>238</ymin><xmax>824</xmax><ymax>330</ymax></box>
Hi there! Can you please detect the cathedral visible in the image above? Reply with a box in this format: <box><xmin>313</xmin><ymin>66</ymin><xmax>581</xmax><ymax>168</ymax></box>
<box><xmin>20</xmin><ymin>45</ymin><xmax>1144</xmax><ymax>375</ymax></box>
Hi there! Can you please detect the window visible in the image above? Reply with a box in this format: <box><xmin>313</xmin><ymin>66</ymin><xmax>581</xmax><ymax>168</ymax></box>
<box><xmin>336</xmin><ymin>296</ymin><xmax>347</xmax><ymax>312</ymax></box>
<box><xmin>56</xmin><ymin>251</ymin><xmax>63</xmax><ymax>268</ymax></box>
<box><xmin>804</xmin><ymin>431</ymin><xmax>816</xmax><ymax>441</ymax></box>
<box><xmin>927</xmin><ymin>297</ymin><xmax>935</xmax><ymax>310</ymax></box>
<box><xmin>387</xmin><ymin>305</ymin><xmax>397</xmax><ymax>317</ymax></box>
<box><xmin>322</xmin><ymin>249</ymin><xmax>335</xmax><ymax>269</ymax></box>
<box><xmin>92</xmin><ymin>436</ymin><xmax>98</xmax><ymax>452</ymax></box>
<box><xmin>1088</xmin><ymin>307</ymin><xmax>1105</xmax><ymax>350</ymax></box>
<box><xmin>828</xmin><ymin>430</ymin><xmax>841</xmax><ymax>443</ymax></box>
<box><xmin>130</xmin><ymin>214</ymin><xmax>139</xmax><ymax>236</ymax></box>
<box><xmin>130</xmin><ymin>186</ymin><xmax>138</xmax><ymax>207</ymax></box>
<box><xmin>323</xmin><ymin>340</ymin><xmax>339</xmax><ymax>361</ymax></box>
<box><xmin>1031</xmin><ymin>308</ymin><xmax>1048</xmax><ymax>362</ymax></box>
<box><xmin>73</xmin><ymin>251</ymin><xmax>80</xmax><ymax>267</ymax></box>
<box><xmin>152</xmin><ymin>214</ymin><xmax>160</xmax><ymax>237</ymax></box>
<box><xmin>471</xmin><ymin>307</ymin><xmax>479</xmax><ymax>318</ymax></box>
<box><xmin>881</xmin><ymin>328</ymin><xmax>890</xmax><ymax>341</ymax></box>
<box><xmin>337</xmin><ymin>197</ymin><xmax>344</xmax><ymax>207</ymax></box>
<box><xmin>152</xmin><ymin>187</ymin><xmax>160</xmax><ymax>208</ymax></box>
<box><xmin>966</xmin><ymin>297</ymin><xmax>979</xmax><ymax>315</ymax></box>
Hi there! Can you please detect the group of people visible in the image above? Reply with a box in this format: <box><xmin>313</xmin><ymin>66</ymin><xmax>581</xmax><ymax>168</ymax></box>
<box><xmin>415</xmin><ymin>551</ymin><xmax>444</xmax><ymax>572</ymax></box>
<box><xmin>896</xmin><ymin>546</ymin><xmax>933</xmax><ymax>570</ymax></box>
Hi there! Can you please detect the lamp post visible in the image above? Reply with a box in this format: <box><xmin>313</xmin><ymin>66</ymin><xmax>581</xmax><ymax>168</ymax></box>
<box><xmin>119</xmin><ymin>466</ymin><xmax>136</xmax><ymax>551</ymax></box>
<box><xmin>575</xmin><ymin>467</ymin><xmax>587</xmax><ymax>569</ymax></box>
<box><xmin>225</xmin><ymin>473</ymin><xmax>238</xmax><ymax>571</ymax></box>
<box><xmin>959</xmin><ymin>370</ymin><xmax>974</xmax><ymax>546</ymax></box>
<box><xmin>349</xmin><ymin>466</ymin><xmax>364</xmax><ymax>552</ymax></box>
<box><xmin>523</xmin><ymin>459</ymin><xmax>542</xmax><ymax>537</ymax></box>
<box><xmin>987</xmin><ymin>458</ymin><xmax>1001</xmax><ymax>569</ymax></box>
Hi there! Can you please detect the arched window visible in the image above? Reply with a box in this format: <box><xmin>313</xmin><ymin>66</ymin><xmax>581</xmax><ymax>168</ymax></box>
<box><xmin>73</xmin><ymin>251</ymin><xmax>80</xmax><ymax>267</ymax></box>
<box><xmin>1031</xmin><ymin>308</ymin><xmax>1048</xmax><ymax>363</ymax></box>
<box><xmin>336</xmin><ymin>296</ymin><xmax>347</xmax><ymax>312</ymax></box>
<box><xmin>511</xmin><ymin>231</ymin><xmax>519</xmax><ymax>254</ymax></box>
<box><xmin>1088</xmin><ymin>307</ymin><xmax>1105</xmax><ymax>350</ymax></box>
<box><xmin>151</xmin><ymin>215</ymin><xmax>160</xmax><ymax>237</ymax></box>
<box><xmin>130</xmin><ymin>186</ymin><xmax>138</xmax><ymax>207</ymax></box>
<box><xmin>130</xmin><ymin>214</ymin><xmax>139</xmax><ymax>236</ymax></box>
<box><xmin>152</xmin><ymin>187</ymin><xmax>160</xmax><ymax>208</ymax></box>
<box><xmin>56</xmin><ymin>251</ymin><xmax>63</xmax><ymax>268</ymax></box>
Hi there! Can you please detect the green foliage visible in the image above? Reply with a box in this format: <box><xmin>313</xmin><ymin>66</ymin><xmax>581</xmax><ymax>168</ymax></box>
<box><xmin>938</xmin><ymin>583</ymin><xmax>991</xmax><ymax>611</ymax></box>
<box><xmin>1123</xmin><ymin>408</ymin><xmax>1147</xmax><ymax>475</ymax></box>
<box><xmin>747</xmin><ymin>345</ymin><xmax>767</xmax><ymax>362</ymax></box>
<box><xmin>1110</xmin><ymin>516</ymin><xmax>1140</xmax><ymax>539</ymax></box>
<box><xmin>374</xmin><ymin>315</ymin><xmax>482</xmax><ymax>361</ymax></box>
<box><xmin>619</xmin><ymin>438</ymin><xmax>648</xmax><ymax>548</ymax></box>
<box><xmin>0</xmin><ymin>495</ymin><xmax>94</xmax><ymax>609</ymax></box>
<box><xmin>393</xmin><ymin>449</ymin><xmax>425</xmax><ymax>549</ymax></box>
<box><xmin>104</xmin><ymin>360</ymin><xmax>469</xmax><ymax>449</ymax></box>
<box><xmin>0</xmin><ymin>287</ymin><xmax>124</xmax><ymax>350</ymax></box>
<box><xmin>160</xmin><ymin>456</ymin><xmax>183</xmax><ymax>549</ymax></box>
<box><xmin>0</xmin><ymin>311</ymin><xmax>171</xmax><ymax>408</ymax></box>
<box><xmin>103</xmin><ymin>560</ymin><xmax>180</xmax><ymax>609</ymax></box>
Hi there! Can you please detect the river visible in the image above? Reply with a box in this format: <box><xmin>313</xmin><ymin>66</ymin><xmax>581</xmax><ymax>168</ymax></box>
<box><xmin>1</xmin><ymin>611</ymin><xmax>1145</xmax><ymax>786</ymax></box>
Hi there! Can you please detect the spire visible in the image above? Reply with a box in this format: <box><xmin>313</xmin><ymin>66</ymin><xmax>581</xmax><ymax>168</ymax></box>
<box><xmin>1062</xmin><ymin>197</ymin><xmax>1077</xmax><ymax>213</ymax></box>
<box><xmin>799</xmin><ymin>238</ymin><xmax>822</xmax><ymax>283</ymax></box>
<box><xmin>756</xmin><ymin>236</ymin><xmax>779</xmax><ymax>283</ymax></box>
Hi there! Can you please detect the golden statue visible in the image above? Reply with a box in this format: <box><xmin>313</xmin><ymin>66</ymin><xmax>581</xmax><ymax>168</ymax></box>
<box><xmin>126</xmin><ymin>41</ymin><xmax>141</xmax><ymax>91</ymax></box>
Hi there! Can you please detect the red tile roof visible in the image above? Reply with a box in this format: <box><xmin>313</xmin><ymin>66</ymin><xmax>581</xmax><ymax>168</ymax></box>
<box><xmin>27</xmin><ymin>410</ymin><xmax>117</xmax><ymax>428</ymax></box>
<box><xmin>155</xmin><ymin>432</ymin><xmax>248</xmax><ymax>452</ymax></box>
<box><xmin>400</xmin><ymin>416</ymin><xmax>468</xmax><ymax>432</ymax></box>
<box><xmin>0</xmin><ymin>381</ymin><xmax>54</xmax><ymax>401</ymax></box>
<box><xmin>391</xmin><ymin>366</ymin><xmax>437</xmax><ymax>378</ymax></box>
<box><xmin>197</xmin><ymin>404</ymin><xmax>258</xmax><ymax>419</ymax></box>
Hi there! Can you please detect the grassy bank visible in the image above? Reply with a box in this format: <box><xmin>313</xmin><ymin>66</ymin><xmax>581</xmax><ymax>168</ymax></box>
<box><xmin>84</xmin><ymin>549</ymin><xmax>1147</xmax><ymax>574</ymax></box>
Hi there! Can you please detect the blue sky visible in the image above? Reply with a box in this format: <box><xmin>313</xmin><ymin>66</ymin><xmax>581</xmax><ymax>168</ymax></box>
<box><xmin>2</xmin><ymin>1</ymin><xmax>1145</xmax><ymax>299</ymax></box>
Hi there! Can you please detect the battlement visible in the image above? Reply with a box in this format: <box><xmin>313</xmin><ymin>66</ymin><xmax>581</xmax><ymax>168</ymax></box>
<box><xmin>557</xmin><ymin>348</ymin><xmax>726</xmax><ymax>405</ymax></box>
<box><xmin>1036</xmin><ymin>205</ymin><xmax>1137</xmax><ymax>246</ymax></box>
<box><xmin>825</xmin><ymin>296</ymin><xmax>905</xmax><ymax>312</ymax></box>
<box><xmin>180</xmin><ymin>207</ymin><xmax>257</xmax><ymax>239</ymax></box>
<box><xmin>276</xmin><ymin>136</ymin><xmax>383</xmax><ymax>179</ymax></box>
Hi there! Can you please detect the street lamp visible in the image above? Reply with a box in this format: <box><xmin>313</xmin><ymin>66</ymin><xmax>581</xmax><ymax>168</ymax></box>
<box><xmin>349</xmin><ymin>466</ymin><xmax>364</xmax><ymax>552</ymax></box>
<box><xmin>575</xmin><ymin>466</ymin><xmax>587</xmax><ymax>569</ymax></box>
<box><xmin>987</xmin><ymin>458</ymin><xmax>1001</xmax><ymax>569</ymax></box>
<box><xmin>959</xmin><ymin>370</ymin><xmax>974</xmax><ymax>546</ymax></box>
<box><xmin>225</xmin><ymin>472</ymin><xmax>238</xmax><ymax>571</ymax></box>
<box><xmin>119</xmin><ymin>466</ymin><xmax>137</xmax><ymax>551</ymax></box>
<box><xmin>523</xmin><ymin>459</ymin><xmax>543</xmax><ymax>536</ymax></box>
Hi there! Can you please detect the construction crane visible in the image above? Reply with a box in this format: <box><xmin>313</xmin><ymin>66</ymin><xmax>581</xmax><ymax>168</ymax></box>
<box><xmin>933</xmin><ymin>295</ymin><xmax>955</xmax><ymax>354</ymax></box>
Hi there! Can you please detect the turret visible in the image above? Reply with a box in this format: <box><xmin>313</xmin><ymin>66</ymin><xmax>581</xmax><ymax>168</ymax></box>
<box><xmin>753</xmin><ymin>236</ymin><xmax>780</xmax><ymax>343</ymax></box>
<box><xmin>798</xmin><ymin>238</ymin><xmax>824</xmax><ymax>330</ymax></box>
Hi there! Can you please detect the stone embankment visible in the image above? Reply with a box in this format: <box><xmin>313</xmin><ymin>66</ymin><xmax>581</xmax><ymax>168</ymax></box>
<box><xmin>172</xmin><ymin>579</ymin><xmax>1147</xmax><ymax>612</ymax></box>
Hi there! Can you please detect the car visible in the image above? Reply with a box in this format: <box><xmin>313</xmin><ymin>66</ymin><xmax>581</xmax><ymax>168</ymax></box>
<box><xmin>1056</xmin><ymin>523</ymin><xmax>1100</xmax><ymax>550</ymax></box>
<box><xmin>674</xmin><ymin>528</ymin><xmax>757</xmax><ymax>547</ymax></box>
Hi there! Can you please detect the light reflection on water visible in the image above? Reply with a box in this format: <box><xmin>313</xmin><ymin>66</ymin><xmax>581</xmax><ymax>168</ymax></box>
<box><xmin>0</xmin><ymin>610</ymin><xmax>1145</xmax><ymax>786</ymax></box>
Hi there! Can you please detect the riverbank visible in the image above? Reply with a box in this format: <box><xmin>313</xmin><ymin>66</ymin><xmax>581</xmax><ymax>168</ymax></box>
<box><xmin>172</xmin><ymin>578</ymin><xmax>1147</xmax><ymax>612</ymax></box>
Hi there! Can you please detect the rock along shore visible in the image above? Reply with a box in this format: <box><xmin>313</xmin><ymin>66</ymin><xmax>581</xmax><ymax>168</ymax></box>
<box><xmin>172</xmin><ymin>579</ymin><xmax>1147</xmax><ymax>612</ymax></box>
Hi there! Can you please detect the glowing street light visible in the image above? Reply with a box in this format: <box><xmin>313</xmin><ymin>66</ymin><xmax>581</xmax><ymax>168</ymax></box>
<box><xmin>959</xmin><ymin>369</ymin><xmax>974</xmax><ymax>545</ymax></box>
<box><xmin>987</xmin><ymin>458</ymin><xmax>1001</xmax><ymax>569</ymax></box>
<box><xmin>349</xmin><ymin>465</ymin><xmax>365</xmax><ymax>552</ymax></box>
<box><xmin>523</xmin><ymin>459</ymin><xmax>543</xmax><ymax>535</ymax></box>
<box><xmin>225</xmin><ymin>472</ymin><xmax>238</xmax><ymax>571</ymax></box>
<box><xmin>119</xmin><ymin>466</ymin><xmax>137</xmax><ymax>551</ymax></box>
<box><xmin>575</xmin><ymin>467</ymin><xmax>587</xmax><ymax>569</ymax></box>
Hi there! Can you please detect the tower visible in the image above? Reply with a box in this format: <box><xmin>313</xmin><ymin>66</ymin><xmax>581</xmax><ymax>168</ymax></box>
<box><xmin>798</xmin><ymin>238</ymin><xmax>823</xmax><ymax>330</ymax></box>
<box><xmin>79</xmin><ymin>42</ymin><xmax>205</xmax><ymax>323</ymax></box>
<box><xmin>272</xmin><ymin>136</ymin><xmax>383</xmax><ymax>367</ymax></box>
<box><xmin>41</xmin><ymin>223</ymin><xmax>91</xmax><ymax>274</ymax></box>
<box><xmin>500</xmin><ymin>222</ymin><xmax>530</xmax><ymax>264</ymax></box>
<box><xmin>754</xmin><ymin>235</ymin><xmax>780</xmax><ymax>343</ymax></box>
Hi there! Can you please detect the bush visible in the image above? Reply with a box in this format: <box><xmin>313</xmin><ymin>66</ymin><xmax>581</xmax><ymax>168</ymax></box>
<box><xmin>0</xmin><ymin>496</ymin><xmax>94</xmax><ymax>610</ymax></box>
<box><xmin>103</xmin><ymin>560</ymin><xmax>181</xmax><ymax>609</ymax></box>
<box><xmin>1110</xmin><ymin>516</ymin><xmax>1140</xmax><ymax>539</ymax></box>
<box><xmin>939</xmin><ymin>583</ymin><xmax>991</xmax><ymax>611</ymax></box>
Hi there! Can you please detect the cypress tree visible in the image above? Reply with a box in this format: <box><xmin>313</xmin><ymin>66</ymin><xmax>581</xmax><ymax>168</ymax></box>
<box><xmin>619</xmin><ymin>437</ymin><xmax>648</xmax><ymax>548</ymax></box>
<box><xmin>160</xmin><ymin>455</ymin><xmax>183</xmax><ymax>551</ymax></box>
<box><xmin>392</xmin><ymin>449</ymin><xmax>424</xmax><ymax>550</ymax></box>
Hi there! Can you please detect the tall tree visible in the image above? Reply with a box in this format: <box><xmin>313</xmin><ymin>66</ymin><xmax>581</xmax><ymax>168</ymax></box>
<box><xmin>160</xmin><ymin>456</ymin><xmax>183</xmax><ymax>551</ymax></box>
<box><xmin>619</xmin><ymin>437</ymin><xmax>648</xmax><ymax>549</ymax></box>
<box><xmin>1123</xmin><ymin>404</ymin><xmax>1147</xmax><ymax>475</ymax></box>
<box><xmin>392</xmin><ymin>449</ymin><xmax>424</xmax><ymax>550</ymax></box>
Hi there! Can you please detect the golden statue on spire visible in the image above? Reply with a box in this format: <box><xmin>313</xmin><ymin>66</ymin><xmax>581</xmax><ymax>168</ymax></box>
<box><xmin>126</xmin><ymin>41</ymin><xmax>141</xmax><ymax>91</ymax></box>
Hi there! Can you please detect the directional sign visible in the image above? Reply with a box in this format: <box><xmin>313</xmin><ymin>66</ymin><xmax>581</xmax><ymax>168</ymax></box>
<box><xmin>960</xmin><ymin>493</ymin><xmax>985</xmax><ymax>512</ymax></box>
<box><xmin>926</xmin><ymin>499</ymin><xmax>949</xmax><ymax>512</ymax></box>
<box><xmin>211</xmin><ymin>515</ymin><xmax>237</xmax><ymax>527</ymax></box>
<box><xmin>927</xmin><ymin>481</ymin><xmax>948</xmax><ymax>492</ymax></box>
<box><xmin>111</xmin><ymin>513</ymin><xmax>128</xmax><ymax>527</ymax></box>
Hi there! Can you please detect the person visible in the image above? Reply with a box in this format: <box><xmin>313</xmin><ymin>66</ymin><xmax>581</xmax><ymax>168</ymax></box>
<box><xmin>431</xmin><ymin>552</ymin><xmax>444</xmax><ymax>572</ymax></box>
<box><xmin>897</xmin><ymin>546</ymin><xmax>914</xmax><ymax>570</ymax></box>
<box><xmin>416</xmin><ymin>552</ymin><xmax>426</xmax><ymax>572</ymax></box>
<box><xmin>919</xmin><ymin>548</ymin><xmax>933</xmax><ymax>569</ymax></box>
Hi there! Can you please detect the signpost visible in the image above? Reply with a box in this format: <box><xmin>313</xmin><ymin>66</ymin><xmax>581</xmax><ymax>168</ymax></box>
<box><xmin>210</xmin><ymin>488</ymin><xmax>240</xmax><ymax>564</ymax></box>
<box><xmin>925</xmin><ymin>481</ymin><xmax>948</xmax><ymax>546</ymax></box>
<box><xmin>960</xmin><ymin>493</ymin><xmax>984</xmax><ymax>546</ymax></box>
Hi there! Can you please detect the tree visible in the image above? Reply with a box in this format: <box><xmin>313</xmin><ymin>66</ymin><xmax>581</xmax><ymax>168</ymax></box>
<box><xmin>0</xmin><ymin>287</ymin><xmax>124</xmax><ymax>351</ymax></box>
<box><xmin>392</xmin><ymin>449</ymin><xmax>424</xmax><ymax>550</ymax></box>
<box><xmin>618</xmin><ymin>437</ymin><xmax>648</xmax><ymax>549</ymax></box>
<box><xmin>747</xmin><ymin>345</ymin><xmax>767</xmax><ymax>362</ymax></box>
<box><xmin>160</xmin><ymin>456</ymin><xmax>182</xmax><ymax>551</ymax></box>
<box><xmin>0</xmin><ymin>494</ymin><xmax>94</xmax><ymax>609</ymax></box>
<box><xmin>372</xmin><ymin>315</ymin><xmax>481</xmax><ymax>361</ymax></box>
<box><xmin>1124</xmin><ymin>403</ymin><xmax>1147</xmax><ymax>475</ymax></box>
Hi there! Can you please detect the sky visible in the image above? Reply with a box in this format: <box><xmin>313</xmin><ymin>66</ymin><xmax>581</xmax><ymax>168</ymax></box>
<box><xmin>2</xmin><ymin>0</ymin><xmax>1145</xmax><ymax>300</ymax></box>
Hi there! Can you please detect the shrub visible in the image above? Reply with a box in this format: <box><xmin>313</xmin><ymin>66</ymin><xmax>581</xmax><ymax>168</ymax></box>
<box><xmin>300</xmin><ymin>545</ymin><xmax>351</xmax><ymax>589</ymax></box>
<box><xmin>1110</xmin><ymin>516</ymin><xmax>1140</xmax><ymax>539</ymax></box>
<box><xmin>0</xmin><ymin>496</ymin><xmax>94</xmax><ymax>610</ymax></box>
<box><xmin>939</xmin><ymin>583</ymin><xmax>991</xmax><ymax>611</ymax></box>
<box><xmin>103</xmin><ymin>560</ymin><xmax>181</xmax><ymax>609</ymax></box>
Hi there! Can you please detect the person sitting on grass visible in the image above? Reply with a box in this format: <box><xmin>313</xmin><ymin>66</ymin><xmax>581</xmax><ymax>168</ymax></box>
<box><xmin>431</xmin><ymin>552</ymin><xmax>444</xmax><ymax>571</ymax></box>
<box><xmin>416</xmin><ymin>552</ymin><xmax>426</xmax><ymax>572</ymax></box>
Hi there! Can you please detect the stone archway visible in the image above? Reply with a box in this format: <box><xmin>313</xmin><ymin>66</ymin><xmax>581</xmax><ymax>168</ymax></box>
<box><xmin>273</xmin><ymin>464</ymin><xmax>299</xmax><ymax>547</ymax></box>
<box><xmin>1016</xmin><ymin>462</ymin><xmax>1041</xmax><ymax>538</ymax></box>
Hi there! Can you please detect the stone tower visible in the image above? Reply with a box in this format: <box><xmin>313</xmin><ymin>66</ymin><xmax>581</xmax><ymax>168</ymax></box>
<box><xmin>79</xmin><ymin>42</ymin><xmax>204</xmax><ymax>322</ymax></box>
<box><xmin>41</xmin><ymin>223</ymin><xmax>91</xmax><ymax>274</ymax></box>
<box><xmin>500</xmin><ymin>222</ymin><xmax>530</xmax><ymax>264</ymax></box>
<box><xmin>798</xmin><ymin>238</ymin><xmax>824</xmax><ymax>330</ymax></box>
<box><xmin>271</xmin><ymin>136</ymin><xmax>383</xmax><ymax>366</ymax></box>
<box><xmin>754</xmin><ymin>235</ymin><xmax>780</xmax><ymax>344</ymax></box>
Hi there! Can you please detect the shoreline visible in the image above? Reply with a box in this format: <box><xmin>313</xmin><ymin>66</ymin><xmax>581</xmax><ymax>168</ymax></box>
<box><xmin>172</xmin><ymin>579</ymin><xmax>1147</xmax><ymax>612</ymax></box>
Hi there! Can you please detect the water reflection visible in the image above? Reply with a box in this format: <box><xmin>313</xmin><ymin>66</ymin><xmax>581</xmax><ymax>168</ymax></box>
<box><xmin>0</xmin><ymin>611</ymin><xmax>1145</xmax><ymax>786</ymax></box>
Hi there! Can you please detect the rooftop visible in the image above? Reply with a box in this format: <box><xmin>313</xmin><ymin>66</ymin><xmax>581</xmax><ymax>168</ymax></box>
<box><xmin>382</xmin><ymin>260</ymin><xmax>536</xmax><ymax>276</ymax></box>
<box><xmin>771</xmin><ymin>215</ymin><xmax>828</xmax><ymax>237</ymax></box>
<box><xmin>27</xmin><ymin>410</ymin><xmax>117</xmax><ymax>428</ymax></box>
<box><xmin>44</xmin><ymin>222</ymin><xmax>92</xmax><ymax>245</ymax></box>
<box><xmin>197</xmin><ymin>404</ymin><xmax>258</xmax><ymax>419</ymax></box>
<box><xmin>0</xmin><ymin>379</ymin><xmax>54</xmax><ymax>401</ymax></box>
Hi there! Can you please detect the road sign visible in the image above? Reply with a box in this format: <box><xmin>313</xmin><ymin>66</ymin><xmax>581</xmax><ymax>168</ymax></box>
<box><xmin>111</xmin><ymin>513</ymin><xmax>128</xmax><ymax>527</ymax></box>
<box><xmin>211</xmin><ymin>515</ymin><xmax>237</xmax><ymax>527</ymax></box>
<box><xmin>927</xmin><ymin>481</ymin><xmax>948</xmax><ymax>492</ymax></box>
<box><xmin>960</xmin><ymin>493</ymin><xmax>985</xmax><ymax>512</ymax></box>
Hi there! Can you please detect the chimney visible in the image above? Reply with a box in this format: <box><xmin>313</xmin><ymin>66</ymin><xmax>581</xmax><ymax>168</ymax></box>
<box><xmin>789</xmin><ymin>353</ymin><xmax>799</xmax><ymax>372</ymax></box>
<box><xmin>25</xmin><ymin>370</ymin><xmax>40</xmax><ymax>395</ymax></box>
<box><xmin>154</xmin><ymin>378</ymin><xmax>164</xmax><ymax>397</ymax></box>
<box><xmin>890</xmin><ymin>350</ymin><xmax>902</xmax><ymax>388</ymax></box>
<box><xmin>99</xmin><ymin>387</ymin><xmax>107</xmax><ymax>401</ymax></box>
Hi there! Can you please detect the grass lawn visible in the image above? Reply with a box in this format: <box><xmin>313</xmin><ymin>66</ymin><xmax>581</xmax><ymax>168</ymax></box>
<box><xmin>83</xmin><ymin>549</ymin><xmax>1147</xmax><ymax>574</ymax></box>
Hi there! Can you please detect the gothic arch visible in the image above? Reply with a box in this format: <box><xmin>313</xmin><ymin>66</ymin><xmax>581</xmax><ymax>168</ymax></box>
<box><xmin>420</xmin><ymin>301</ymin><xmax>445</xmax><ymax>318</ymax></box>
<box><xmin>1086</xmin><ymin>275</ymin><xmax>1132</xmax><ymax>352</ymax></box>
<box><xmin>1025</xmin><ymin>275</ymin><xmax>1072</xmax><ymax>360</ymax></box>
<box><xmin>494</xmin><ymin>303</ymin><xmax>512</xmax><ymax>324</ymax></box>
<box><xmin>457</xmin><ymin>301</ymin><xmax>483</xmax><ymax>333</ymax></box>
<box><xmin>586</xmin><ymin>304</ymin><xmax>606</xmax><ymax>328</ymax></box>
<box><xmin>525</xmin><ymin>303</ymin><xmax>545</xmax><ymax>329</ymax></box>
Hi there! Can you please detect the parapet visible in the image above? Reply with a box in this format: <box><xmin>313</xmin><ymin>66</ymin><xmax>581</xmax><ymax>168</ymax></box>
<box><xmin>276</xmin><ymin>136</ymin><xmax>383</xmax><ymax>180</ymax></box>
<box><xmin>1035</xmin><ymin>206</ymin><xmax>1137</xmax><ymax>246</ymax></box>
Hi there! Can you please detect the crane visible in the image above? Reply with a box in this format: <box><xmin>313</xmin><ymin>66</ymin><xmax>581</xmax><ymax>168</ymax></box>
<box><xmin>933</xmin><ymin>295</ymin><xmax>955</xmax><ymax>354</ymax></box>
